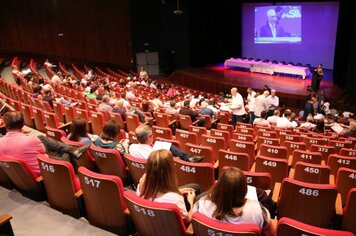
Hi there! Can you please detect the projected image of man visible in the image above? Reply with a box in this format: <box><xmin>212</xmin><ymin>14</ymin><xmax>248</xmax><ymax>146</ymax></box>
<box><xmin>259</xmin><ymin>9</ymin><xmax>285</xmax><ymax>37</ymax></box>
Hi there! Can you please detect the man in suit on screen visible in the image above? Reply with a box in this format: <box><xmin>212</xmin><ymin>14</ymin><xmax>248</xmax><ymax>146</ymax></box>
<box><xmin>259</xmin><ymin>9</ymin><xmax>286</xmax><ymax>37</ymax></box>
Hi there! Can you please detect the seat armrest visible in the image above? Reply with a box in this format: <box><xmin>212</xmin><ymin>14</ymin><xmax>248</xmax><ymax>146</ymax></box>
<box><xmin>272</xmin><ymin>182</ymin><xmax>281</xmax><ymax>202</ymax></box>
<box><xmin>185</xmin><ymin>223</ymin><xmax>194</xmax><ymax>235</ymax></box>
<box><xmin>74</xmin><ymin>190</ymin><xmax>83</xmax><ymax>198</ymax></box>
<box><xmin>335</xmin><ymin>193</ymin><xmax>343</xmax><ymax>216</ymax></box>
<box><xmin>0</xmin><ymin>214</ymin><xmax>12</xmax><ymax>226</ymax></box>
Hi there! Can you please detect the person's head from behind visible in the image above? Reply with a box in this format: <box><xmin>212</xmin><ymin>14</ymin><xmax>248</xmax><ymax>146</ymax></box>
<box><xmin>141</xmin><ymin>100</ymin><xmax>150</xmax><ymax>112</ymax></box>
<box><xmin>114</xmin><ymin>100</ymin><xmax>124</xmax><ymax>108</ymax></box>
<box><xmin>170</xmin><ymin>100</ymin><xmax>176</xmax><ymax>108</ymax></box>
<box><xmin>69</xmin><ymin>118</ymin><xmax>88</xmax><ymax>141</ymax></box>
<box><xmin>101</xmin><ymin>119</ymin><xmax>121</xmax><ymax>141</ymax></box>
<box><xmin>102</xmin><ymin>95</ymin><xmax>110</xmax><ymax>103</ymax></box>
<box><xmin>183</xmin><ymin>100</ymin><xmax>190</xmax><ymax>108</ymax></box>
<box><xmin>208</xmin><ymin>167</ymin><xmax>247</xmax><ymax>220</ymax></box>
<box><xmin>266</xmin><ymin>9</ymin><xmax>277</xmax><ymax>25</ymax></box>
<box><xmin>140</xmin><ymin>150</ymin><xmax>179</xmax><ymax>199</ymax></box>
<box><xmin>3</xmin><ymin>111</ymin><xmax>24</xmax><ymax>131</ymax></box>
<box><xmin>350</xmin><ymin>122</ymin><xmax>356</xmax><ymax>131</ymax></box>
<box><xmin>135</xmin><ymin>124</ymin><xmax>153</xmax><ymax>145</ymax></box>
<box><xmin>274</xmin><ymin>110</ymin><xmax>280</xmax><ymax>117</ymax></box>
<box><xmin>284</xmin><ymin>109</ymin><xmax>292</xmax><ymax>118</ymax></box>
<box><xmin>260</xmin><ymin>110</ymin><xmax>267</xmax><ymax>119</ymax></box>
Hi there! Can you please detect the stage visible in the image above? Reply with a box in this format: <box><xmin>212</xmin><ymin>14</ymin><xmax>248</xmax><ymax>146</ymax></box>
<box><xmin>168</xmin><ymin>64</ymin><xmax>340</xmax><ymax>110</ymax></box>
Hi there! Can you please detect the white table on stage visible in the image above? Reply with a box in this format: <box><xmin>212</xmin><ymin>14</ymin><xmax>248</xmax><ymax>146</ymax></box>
<box><xmin>224</xmin><ymin>58</ymin><xmax>310</xmax><ymax>79</ymax></box>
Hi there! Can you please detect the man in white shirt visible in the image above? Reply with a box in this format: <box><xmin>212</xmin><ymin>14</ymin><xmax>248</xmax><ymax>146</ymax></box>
<box><xmin>129</xmin><ymin>125</ymin><xmax>203</xmax><ymax>162</ymax></box>
<box><xmin>152</xmin><ymin>93</ymin><xmax>164</xmax><ymax>108</ymax></box>
<box><xmin>254</xmin><ymin>91</ymin><xmax>270</xmax><ymax>118</ymax></box>
<box><xmin>267</xmin><ymin>89</ymin><xmax>279</xmax><ymax>117</ymax></box>
<box><xmin>51</xmin><ymin>72</ymin><xmax>62</xmax><ymax>84</ymax></box>
<box><xmin>230</xmin><ymin>87</ymin><xmax>245</xmax><ymax>127</ymax></box>
<box><xmin>246</xmin><ymin>88</ymin><xmax>256</xmax><ymax>106</ymax></box>
<box><xmin>276</xmin><ymin>110</ymin><xmax>293</xmax><ymax>129</ymax></box>
<box><xmin>267</xmin><ymin>110</ymin><xmax>280</xmax><ymax>126</ymax></box>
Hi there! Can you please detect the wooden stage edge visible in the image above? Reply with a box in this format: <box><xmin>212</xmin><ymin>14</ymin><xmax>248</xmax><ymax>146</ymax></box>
<box><xmin>167</xmin><ymin>66</ymin><xmax>342</xmax><ymax>110</ymax></box>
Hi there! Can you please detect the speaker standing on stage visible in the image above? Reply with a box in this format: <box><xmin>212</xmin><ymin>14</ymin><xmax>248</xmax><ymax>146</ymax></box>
<box><xmin>312</xmin><ymin>64</ymin><xmax>323</xmax><ymax>91</ymax></box>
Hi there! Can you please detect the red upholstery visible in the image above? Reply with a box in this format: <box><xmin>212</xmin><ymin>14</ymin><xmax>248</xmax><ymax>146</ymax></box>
<box><xmin>342</xmin><ymin>188</ymin><xmax>356</xmax><ymax>234</ymax></box>
<box><xmin>336</xmin><ymin>167</ymin><xmax>356</xmax><ymax>206</ymax></box>
<box><xmin>277</xmin><ymin>217</ymin><xmax>354</xmax><ymax>236</ymax></box>
<box><xmin>192</xmin><ymin>212</ymin><xmax>261</xmax><ymax>236</ymax></box>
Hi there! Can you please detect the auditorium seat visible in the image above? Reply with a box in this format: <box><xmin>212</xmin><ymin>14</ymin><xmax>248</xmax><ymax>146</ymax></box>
<box><xmin>218</xmin><ymin>111</ymin><xmax>231</xmax><ymax>125</ymax></box>
<box><xmin>255</xmin><ymin>156</ymin><xmax>288</xmax><ymax>188</ymax></box>
<box><xmin>20</xmin><ymin>103</ymin><xmax>35</xmax><ymax>128</ymax></box>
<box><xmin>201</xmin><ymin>134</ymin><xmax>225</xmax><ymax>162</ymax></box>
<box><xmin>217</xmin><ymin>123</ymin><xmax>234</xmax><ymax>138</ymax></box>
<box><xmin>232</xmin><ymin>133</ymin><xmax>254</xmax><ymax>142</ymax></box>
<box><xmin>37</xmin><ymin>154</ymin><xmax>82</xmax><ymax>218</ymax></box>
<box><xmin>173</xmin><ymin>158</ymin><xmax>214</xmax><ymax>192</ymax></box>
<box><xmin>243</xmin><ymin>171</ymin><xmax>272</xmax><ymax>190</ymax></box>
<box><xmin>175</xmin><ymin>129</ymin><xmax>198</xmax><ymax>152</ymax></box>
<box><xmin>277</xmin><ymin>178</ymin><xmax>337</xmax><ymax>228</ymax></box>
<box><xmin>178</xmin><ymin>114</ymin><xmax>199</xmax><ymax>130</ymax></box>
<box><xmin>124</xmin><ymin>190</ymin><xmax>187</xmax><ymax>236</ymax></box>
<box><xmin>124</xmin><ymin>154</ymin><xmax>146</xmax><ymax>186</ymax></box>
<box><xmin>283</xmin><ymin>141</ymin><xmax>306</xmax><ymax>160</ymax></box>
<box><xmin>291</xmin><ymin>162</ymin><xmax>331</xmax><ymax>184</ymax></box>
<box><xmin>277</xmin><ymin>217</ymin><xmax>353</xmax><ymax>236</ymax></box>
<box><xmin>342</xmin><ymin>188</ymin><xmax>356</xmax><ymax>234</ymax></box>
<box><xmin>90</xmin><ymin>111</ymin><xmax>106</xmax><ymax>135</ymax></box>
<box><xmin>210</xmin><ymin>129</ymin><xmax>230</xmax><ymax>148</ymax></box>
<box><xmin>189</xmin><ymin>125</ymin><xmax>207</xmax><ymax>144</ymax></box>
<box><xmin>52</xmin><ymin>101</ymin><xmax>66</xmax><ymax>123</ymax></box>
<box><xmin>218</xmin><ymin>150</ymin><xmax>250</xmax><ymax>172</ymax></box>
<box><xmin>328</xmin><ymin>140</ymin><xmax>352</xmax><ymax>154</ymax></box>
<box><xmin>327</xmin><ymin>154</ymin><xmax>356</xmax><ymax>176</ymax></box>
<box><xmin>336</xmin><ymin>167</ymin><xmax>356</xmax><ymax>206</ymax></box>
<box><xmin>229</xmin><ymin>140</ymin><xmax>255</xmax><ymax>168</ymax></box>
<box><xmin>152</xmin><ymin>125</ymin><xmax>173</xmax><ymax>140</ymax></box>
<box><xmin>88</xmin><ymin>145</ymin><xmax>128</xmax><ymax>185</ymax></box>
<box><xmin>291</xmin><ymin>150</ymin><xmax>322</xmax><ymax>168</ymax></box>
<box><xmin>256</xmin><ymin>137</ymin><xmax>279</xmax><ymax>151</ymax></box>
<box><xmin>110</xmin><ymin>112</ymin><xmax>126</xmax><ymax>131</ymax></box>
<box><xmin>259</xmin><ymin>144</ymin><xmax>287</xmax><ymax>160</ymax></box>
<box><xmin>32</xmin><ymin>106</ymin><xmax>46</xmax><ymax>133</ymax></box>
<box><xmin>44</xmin><ymin>126</ymin><xmax>67</xmax><ymax>142</ymax></box>
<box><xmin>0</xmin><ymin>156</ymin><xmax>45</xmax><ymax>201</ymax></box>
<box><xmin>78</xmin><ymin>167</ymin><xmax>128</xmax><ymax>235</ymax></box>
<box><xmin>0</xmin><ymin>214</ymin><xmax>14</xmax><ymax>236</ymax></box>
<box><xmin>339</xmin><ymin>148</ymin><xmax>356</xmax><ymax>157</ymax></box>
<box><xmin>310</xmin><ymin>144</ymin><xmax>336</xmax><ymax>162</ymax></box>
<box><xmin>192</xmin><ymin>212</ymin><xmax>261</xmax><ymax>236</ymax></box>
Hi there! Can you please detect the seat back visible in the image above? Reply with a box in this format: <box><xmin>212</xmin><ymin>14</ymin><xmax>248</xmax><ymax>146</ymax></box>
<box><xmin>210</xmin><ymin>129</ymin><xmax>230</xmax><ymax>148</ymax></box>
<box><xmin>78</xmin><ymin>167</ymin><xmax>127</xmax><ymax>235</ymax></box>
<box><xmin>278</xmin><ymin>178</ymin><xmax>337</xmax><ymax>228</ymax></box>
<box><xmin>339</xmin><ymin>148</ymin><xmax>356</xmax><ymax>157</ymax></box>
<box><xmin>283</xmin><ymin>141</ymin><xmax>306</xmax><ymax>158</ymax></box>
<box><xmin>45</xmin><ymin>126</ymin><xmax>66</xmax><ymax>141</ymax></box>
<box><xmin>152</xmin><ymin>126</ymin><xmax>173</xmax><ymax>140</ymax></box>
<box><xmin>232</xmin><ymin>133</ymin><xmax>254</xmax><ymax>142</ymax></box>
<box><xmin>328</xmin><ymin>140</ymin><xmax>352</xmax><ymax>154</ymax></box>
<box><xmin>88</xmin><ymin>145</ymin><xmax>127</xmax><ymax>183</ymax></box>
<box><xmin>192</xmin><ymin>212</ymin><xmax>261</xmax><ymax>236</ymax></box>
<box><xmin>277</xmin><ymin>217</ymin><xmax>354</xmax><ymax>236</ymax></box>
<box><xmin>336</xmin><ymin>167</ymin><xmax>356</xmax><ymax>205</ymax></box>
<box><xmin>125</xmin><ymin>113</ymin><xmax>141</xmax><ymax>132</ymax></box>
<box><xmin>259</xmin><ymin>144</ymin><xmax>287</xmax><ymax>160</ymax></box>
<box><xmin>201</xmin><ymin>135</ymin><xmax>225</xmax><ymax>162</ymax></box>
<box><xmin>64</xmin><ymin>105</ymin><xmax>77</xmax><ymax>123</ymax></box>
<box><xmin>294</xmin><ymin>162</ymin><xmax>331</xmax><ymax>184</ymax></box>
<box><xmin>20</xmin><ymin>103</ymin><xmax>35</xmax><ymax>128</ymax></box>
<box><xmin>155</xmin><ymin>112</ymin><xmax>173</xmax><ymax>128</ymax></box>
<box><xmin>255</xmin><ymin>156</ymin><xmax>288</xmax><ymax>188</ymax></box>
<box><xmin>291</xmin><ymin>150</ymin><xmax>322</xmax><ymax>168</ymax></box>
<box><xmin>178</xmin><ymin>114</ymin><xmax>193</xmax><ymax>130</ymax></box>
<box><xmin>175</xmin><ymin>129</ymin><xmax>198</xmax><ymax>152</ymax></box>
<box><xmin>43</xmin><ymin>111</ymin><xmax>61</xmax><ymax>129</ymax></box>
<box><xmin>256</xmin><ymin>137</ymin><xmax>279</xmax><ymax>151</ymax></box>
<box><xmin>52</xmin><ymin>102</ymin><xmax>65</xmax><ymax>123</ymax></box>
<box><xmin>243</xmin><ymin>171</ymin><xmax>272</xmax><ymax>190</ymax></box>
<box><xmin>280</xmin><ymin>134</ymin><xmax>300</xmax><ymax>145</ymax></box>
<box><xmin>32</xmin><ymin>106</ymin><xmax>46</xmax><ymax>132</ymax></box>
<box><xmin>185</xmin><ymin>143</ymin><xmax>214</xmax><ymax>164</ymax></box>
<box><xmin>310</xmin><ymin>144</ymin><xmax>336</xmax><ymax>162</ymax></box>
<box><xmin>124</xmin><ymin>154</ymin><xmax>147</xmax><ymax>186</ymax></box>
<box><xmin>229</xmin><ymin>140</ymin><xmax>255</xmax><ymax>168</ymax></box>
<box><xmin>37</xmin><ymin>154</ymin><xmax>81</xmax><ymax>218</ymax></box>
<box><xmin>218</xmin><ymin>111</ymin><xmax>231</xmax><ymax>124</ymax></box>
<box><xmin>217</xmin><ymin>123</ymin><xmax>234</xmax><ymax>137</ymax></box>
<box><xmin>90</xmin><ymin>111</ymin><xmax>106</xmax><ymax>135</ymax></box>
<box><xmin>123</xmin><ymin>190</ymin><xmax>186</xmax><ymax>236</ymax></box>
<box><xmin>342</xmin><ymin>188</ymin><xmax>356</xmax><ymax>234</ymax></box>
<box><xmin>110</xmin><ymin>112</ymin><xmax>126</xmax><ymax>131</ymax></box>
<box><xmin>327</xmin><ymin>154</ymin><xmax>356</xmax><ymax>176</ymax></box>
<box><xmin>257</xmin><ymin>130</ymin><xmax>277</xmax><ymax>139</ymax></box>
<box><xmin>235</xmin><ymin>127</ymin><xmax>254</xmax><ymax>136</ymax></box>
<box><xmin>189</xmin><ymin>125</ymin><xmax>207</xmax><ymax>144</ymax></box>
<box><xmin>218</xmin><ymin>150</ymin><xmax>250</xmax><ymax>172</ymax></box>
<box><xmin>41</xmin><ymin>100</ymin><xmax>53</xmax><ymax>112</ymax></box>
<box><xmin>304</xmin><ymin>137</ymin><xmax>325</xmax><ymax>150</ymax></box>
<box><xmin>0</xmin><ymin>156</ymin><xmax>45</xmax><ymax>201</ymax></box>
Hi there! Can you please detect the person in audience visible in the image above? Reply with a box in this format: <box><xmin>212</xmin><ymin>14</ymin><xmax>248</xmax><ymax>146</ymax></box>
<box><xmin>300</xmin><ymin>114</ymin><xmax>316</xmax><ymax>131</ymax></box>
<box><xmin>152</xmin><ymin>93</ymin><xmax>164</xmax><ymax>108</ymax></box>
<box><xmin>254</xmin><ymin>90</ymin><xmax>269</xmax><ymax>119</ymax></box>
<box><xmin>276</xmin><ymin>110</ymin><xmax>293</xmax><ymax>129</ymax></box>
<box><xmin>199</xmin><ymin>101</ymin><xmax>214</xmax><ymax>118</ymax></box>
<box><xmin>0</xmin><ymin>99</ymin><xmax>15</xmax><ymax>117</ymax></box>
<box><xmin>193</xmin><ymin>167</ymin><xmax>275</xmax><ymax>235</ymax></box>
<box><xmin>247</xmin><ymin>92</ymin><xmax>258</xmax><ymax>125</ymax></box>
<box><xmin>112</xmin><ymin>100</ymin><xmax>126</xmax><ymax>121</ymax></box>
<box><xmin>139</xmin><ymin>67</ymin><xmax>148</xmax><ymax>80</ymax></box>
<box><xmin>267</xmin><ymin>89</ymin><xmax>279</xmax><ymax>117</ymax></box>
<box><xmin>179</xmin><ymin>100</ymin><xmax>204</xmax><ymax>126</ymax></box>
<box><xmin>303</xmin><ymin>97</ymin><xmax>316</xmax><ymax>121</ymax></box>
<box><xmin>141</xmin><ymin>100</ymin><xmax>158</xmax><ymax>117</ymax></box>
<box><xmin>128</xmin><ymin>124</ymin><xmax>203</xmax><ymax>162</ymax></box>
<box><xmin>207</xmin><ymin>99</ymin><xmax>219</xmax><ymax>117</ymax></box>
<box><xmin>137</xmin><ymin>149</ymin><xmax>197</xmax><ymax>225</ymax></box>
<box><xmin>246</xmin><ymin>88</ymin><xmax>256</xmax><ymax>106</ymax></box>
<box><xmin>93</xmin><ymin>119</ymin><xmax>127</xmax><ymax>155</ymax></box>
<box><xmin>289</xmin><ymin>112</ymin><xmax>299</xmax><ymax>127</ymax></box>
<box><xmin>51</xmin><ymin>71</ymin><xmax>62</xmax><ymax>84</ymax></box>
<box><xmin>33</xmin><ymin>85</ymin><xmax>44</xmax><ymax>99</ymax></box>
<box><xmin>229</xmin><ymin>87</ymin><xmax>245</xmax><ymax>127</ymax></box>
<box><xmin>125</xmin><ymin>87</ymin><xmax>137</xmax><ymax>101</ymax></box>
<box><xmin>67</xmin><ymin>118</ymin><xmax>92</xmax><ymax>145</ymax></box>
<box><xmin>166</xmin><ymin>84</ymin><xmax>178</xmax><ymax>97</ymax></box>
<box><xmin>343</xmin><ymin>122</ymin><xmax>356</xmax><ymax>138</ymax></box>
<box><xmin>314</xmin><ymin>116</ymin><xmax>325</xmax><ymax>134</ymax></box>
<box><xmin>253</xmin><ymin>110</ymin><xmax>270</xmax><ymax>127</ymax></box>
<box><xmin>0</xmin><ymin>111</ymin><xmax>88</xmax><ymax>176</ymax></box>
<box><xmin>98</xmin><ymin>95</ymin><xmax>113</xmax><ymax>112</ymax></box>
<box><xmin>266</xmin><ymin>110</ymin><xmax>280</xmax><ymax>126</ymax></box>
<box><xmin>166</xmin><ymin>100</ymin><xmax>178</xmax><ymax>115</ymax></box>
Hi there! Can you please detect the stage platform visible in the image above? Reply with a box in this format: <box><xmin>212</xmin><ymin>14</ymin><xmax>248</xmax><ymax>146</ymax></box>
<box><xmin>168</xmin><ymin>64</ymin><xmax>341</xmax><ymax>110</ymax></box>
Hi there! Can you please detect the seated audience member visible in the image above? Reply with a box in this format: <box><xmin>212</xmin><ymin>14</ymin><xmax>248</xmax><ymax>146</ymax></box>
<box><xmin>343</xmin><ymin>122</ymin><xmax>356</xmax><ymax>138</ymax></box>
<box><xmin>0</xmin><ymin>99</ymin><xmax>15</xmax><ymax>117</ymax></box>
<box><xmin>299</xmin><ymin>114</ymin><xmax>316</xmax><ymax>131</ymax></box>
<box><xmin>152</xmin><ymin>93</ymin><xmax>164</xmax><ymax>108</ymax></box>
<box><xmin>165</xmin><ymin>100</ymin><xmax>178</xmax><ymax>115</ymax></box>
<box><xmin>51</xmin><ymin>71</ymin><xmax>62</xmax><ymax>84</ymax></box>
<box><xmin>179</xmin><ymin>100</ymin><xmax>204</xmax><ymax>126</ymax></box>
<box><xmin>125</xmin><ymin>87</ymin><xmax>137</xmax><ymax>101</ymax></box>
<box><xmin>0</xmin><ymin>112</ymin><xmax>88</xmax><ymax>176</ymax></box>
<box><xmin>207</xmin><ymin>99</ymin><xmax>219</xmax><ymax>117</ymax></box>
<box><xmin>199</xmin><ymin>101</ymin><xmax>214</xmax><ymax>118</ymax></box>
<box><xmin>93</xmin><ymin>119</ymin><xmax>127</xmax><ymax>155</ymax></box>
<box><xmin>112</xmin><ymin>100</ymin><xmax>126</xmax><ymax>121</ymax></box>
<box><xmin>33</xmin><ymin>85</ymin><xmax>44</xmax><ymax>99</ymax></box>
<box><xmin>137</xmin><ymin>149</ymin><xmax>197</xmax><ymax>225</ymax></box>
<box><xmin>253</xmin><ymin>110</ymin><xmax>270</xmax><ymax>127</ymax></box>
<box><xmin>193</xmin><ymin>167</ymin><xmax>275</xmax><ymax>235</ymax></box>
<box><xmin>289</xmin><ymin>112</ymin><xmax>299</xmax><ymax>127</ymax></box>
<box><xmin>128</xmin><ymin>125</ymin><xmax>203</xmax><ymax>162</ymax></box>
<box><xmin>313</xmin><ymin>115</ymin><xmax>325</xmax><ymax>134</ymax></box>
<box><xmin>266</xmin><ymin>110</ymin><xmax>280</xmax><ymax>126</ymax></box>
<box><xmin>166</xmin><ymin>84</ymin><xmax>178</xmax><ymax>97</ymax></box>
<box><xmin>67</xmin><ymin>118</ymin><xmax>93</xmax><ymax>145</ymax></box>
<box><xmin>276</xmin><ymin>110</ymin><xmax>293</xmax><ymax>129</ymax></box>
<box><xmin>98</xmin><ymin>95</ymin><xmax>113</xmax><ymax>112</ymax></box>
<box><xmin>141</xmin><ymin>100</ymin><xmax>158</xmax><ymax>117</ymax></box>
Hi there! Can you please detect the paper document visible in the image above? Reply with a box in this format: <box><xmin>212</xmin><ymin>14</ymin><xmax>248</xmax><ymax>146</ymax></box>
<box><xmin>152</xmin><ymin>141</ymin><xmax>172</xmax><ymax>151</ymax></box>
